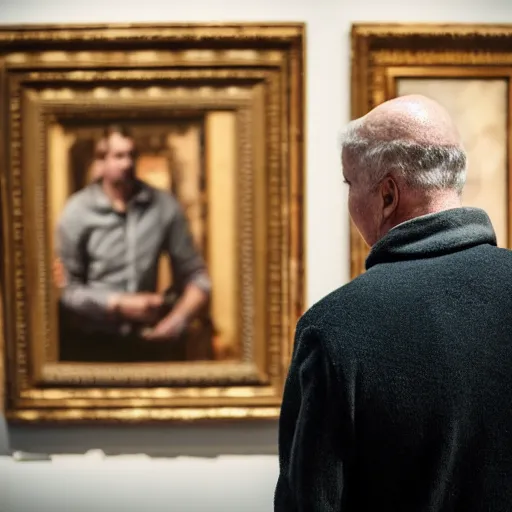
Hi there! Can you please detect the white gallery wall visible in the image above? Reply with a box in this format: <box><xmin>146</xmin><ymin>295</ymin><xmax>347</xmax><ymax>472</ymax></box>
<box><xmin>1</xmin><ymin>0</ymin><xmax>511</xmax><ymax>511</ymax></box>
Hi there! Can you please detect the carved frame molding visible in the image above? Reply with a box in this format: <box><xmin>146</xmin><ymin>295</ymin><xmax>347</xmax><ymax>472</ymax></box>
<box><xmin>0</xmin><ymin>23</ymin><xmax>305</xmax><ymax>424</ymax></box>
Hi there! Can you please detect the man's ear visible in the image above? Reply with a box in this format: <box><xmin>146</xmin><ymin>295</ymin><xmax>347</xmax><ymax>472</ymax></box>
<box><xmin>380</xmin><ymin>176</ymin><xmax>399</xmax><ymax>219</ymax></box>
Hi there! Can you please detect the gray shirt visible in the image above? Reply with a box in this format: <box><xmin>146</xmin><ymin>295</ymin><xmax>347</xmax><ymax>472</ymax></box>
<box><xmin>56</xmin><ymin>180</ymin><xmax>211</xmax><ymax>325</ymax></box>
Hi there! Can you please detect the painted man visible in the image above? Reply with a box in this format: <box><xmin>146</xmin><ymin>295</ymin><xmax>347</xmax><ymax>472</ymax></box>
<box><xmin>56</xmin><ymin>125</ymin><xmax>211</xmax><ymax>361</ymax></box>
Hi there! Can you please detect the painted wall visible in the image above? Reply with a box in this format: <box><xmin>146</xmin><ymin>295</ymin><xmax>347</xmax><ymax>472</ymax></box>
<box><xmin>1</xmin><ymin>0</ymin><xmax>511</xmax><ymax>510</ymax></box>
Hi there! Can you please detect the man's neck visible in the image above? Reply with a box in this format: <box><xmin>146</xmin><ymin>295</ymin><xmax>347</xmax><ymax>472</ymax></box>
<box><xmin>381</xmin><ymin>191</ymin><xmax>462</xmax><ymax>238</ymax></box>
<box><xmin>101</xmin><ymin>179</ymin><xmax>136</xmax><ymax>212</ymax></box>
<box><xmin>400</xmin><ymin>200</ymin><xmax>462</xmax><ymax>225</ymax></box>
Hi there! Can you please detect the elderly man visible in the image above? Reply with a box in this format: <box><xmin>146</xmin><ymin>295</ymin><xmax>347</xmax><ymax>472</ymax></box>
<box><xmin>275</xmin><ymin>95</ymin><xmax>512</xmax><ymax>511</ymax></box>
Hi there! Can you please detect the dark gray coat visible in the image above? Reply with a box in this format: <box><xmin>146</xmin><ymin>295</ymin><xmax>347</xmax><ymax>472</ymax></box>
<box><xmin>275</xmin><ymin>207</ymin><xmax>512</xmax><ymax>511</ymax></box>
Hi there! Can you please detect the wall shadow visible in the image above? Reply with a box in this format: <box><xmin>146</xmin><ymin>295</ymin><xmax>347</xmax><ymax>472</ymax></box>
<box><xmin>0</xmin><ymin>415</ymin><xmax>10</xmax><ymax>456</ymax></box>
<box><xmin>3</xmin><ymin>416</ymin><xmax>278</xmax><ymax>458</ymax></box>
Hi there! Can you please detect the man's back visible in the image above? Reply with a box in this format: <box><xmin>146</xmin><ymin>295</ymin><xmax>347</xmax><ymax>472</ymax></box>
<box><xmin>275</xmin><ymin>208</ymin><xmax>512</xmax><ymax>511</ymax></box>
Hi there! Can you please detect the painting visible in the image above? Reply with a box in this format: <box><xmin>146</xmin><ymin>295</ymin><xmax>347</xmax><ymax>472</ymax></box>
<box><xmin>350</xmin><ymin>24</ymin><xmax>512</xmax><ymax>279</ymax></box>
<box><xmin>0</xmin><ymin>23</ymin><xmax>305</xmax><ymax>423</ymax></box>
<box><xmin>51</xmin><ymin>118</ymin><xmax>229</xmax><ymax>364</ymax></box>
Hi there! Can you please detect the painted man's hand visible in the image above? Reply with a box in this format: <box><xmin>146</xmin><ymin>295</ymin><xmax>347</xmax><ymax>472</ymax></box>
<box><xmin>142</xmin><ymin>312</ymin><xmax>187</xmax><ymax>341</ymax></box>
<box><xmin>109</xmin><ymin>293</ymin><xmax>164</xmax><ymax>323</ymax></box>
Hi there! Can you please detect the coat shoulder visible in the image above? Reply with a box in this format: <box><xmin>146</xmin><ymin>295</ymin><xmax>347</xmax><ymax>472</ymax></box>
<box><xmin>299</xmin><ymin>274</ymin><xmax>368</xmax><ymax>329</ymax></box>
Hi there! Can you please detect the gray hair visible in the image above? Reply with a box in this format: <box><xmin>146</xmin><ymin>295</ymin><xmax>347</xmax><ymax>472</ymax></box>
<box><xmin>340</xmin><ymin>119</ymin><xmax>467</xmax><ymax>194</ymax></box>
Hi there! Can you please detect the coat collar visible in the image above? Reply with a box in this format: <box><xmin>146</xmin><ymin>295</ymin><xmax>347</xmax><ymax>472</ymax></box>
<box><xmin>365</xmin><ymin>207</ymin><xmax>497</xmax><ymax>271</ymax></box>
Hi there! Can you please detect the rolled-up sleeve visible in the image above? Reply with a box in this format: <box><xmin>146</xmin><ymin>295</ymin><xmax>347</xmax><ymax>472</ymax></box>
<box><xmin>166</xmin><ymin>202</ymin><xmax>211</xmax><ymax>293</ymax></box>
<box><xmin>274</xmin><ymin>320</ymin><xmax>345</xmax><ymax>511</ymax></box>
<box><xmin>56</xmin><ymin>208</ymin><xmax>112</xmax><ymax>320</ymax></box>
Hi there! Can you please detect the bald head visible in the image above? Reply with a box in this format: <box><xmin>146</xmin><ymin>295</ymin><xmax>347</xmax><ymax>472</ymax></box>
<box><xmin>341</xmin><ymin>95</ymin><xmax>467</xmax><ymax>247</ymax></box>
<box><xmin>360</xmin><ymin>94</ymin><xmax>463</xmax><ymax>147</ymax></box>
<box><xmin>341</xmin><ymin>94</ymin><xmax>467</xmax><ymax>194</ymax></box>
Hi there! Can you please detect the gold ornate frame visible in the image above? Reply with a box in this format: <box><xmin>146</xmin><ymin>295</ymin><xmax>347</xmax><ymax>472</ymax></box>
<box><xmin>0</xmin><ymin>23</ymin><xmax>305</xmax><ymax>423</ymax></box>
<box><xmin>350</xmin><ymin>23</ymin><xmax>512</xmax><ymax>279</ymax></box>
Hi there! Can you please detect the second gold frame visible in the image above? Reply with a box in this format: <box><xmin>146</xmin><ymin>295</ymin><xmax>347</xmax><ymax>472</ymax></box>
<box><xmin>351</xmin><ymin>23</ymin><xmax>512</xmax><ymax>279</ymax></box>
